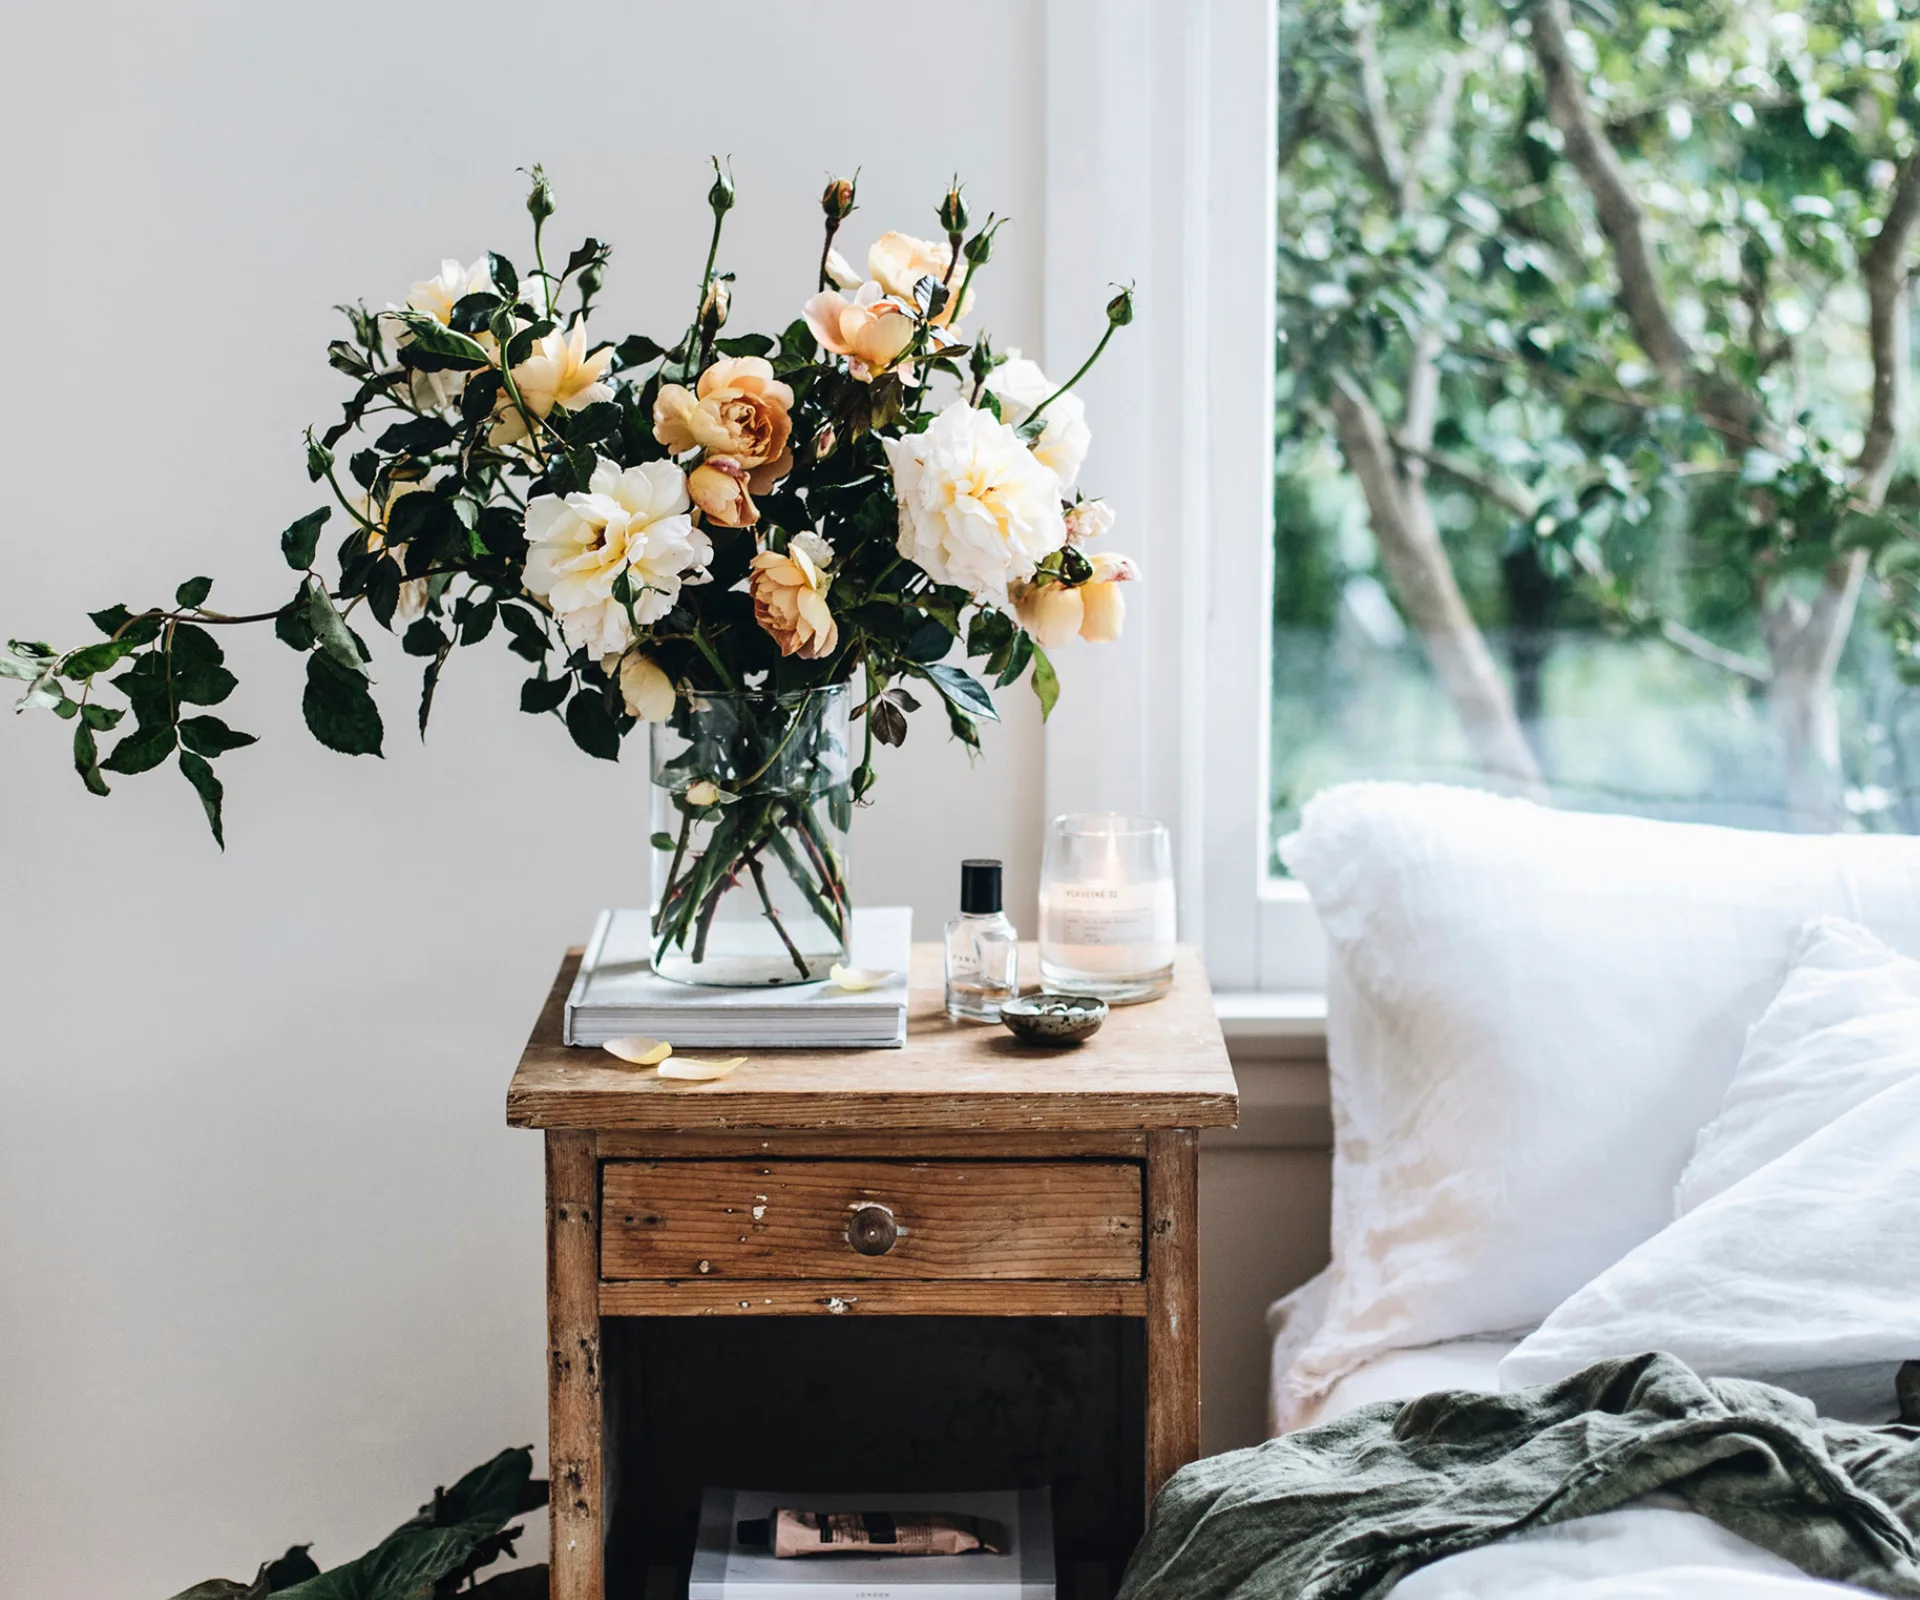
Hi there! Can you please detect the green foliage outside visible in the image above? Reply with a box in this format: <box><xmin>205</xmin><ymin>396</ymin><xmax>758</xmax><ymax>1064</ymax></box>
<box><xmin>1272</xmin><ymin>0</ymin><xmax>1920</xmax><ymax>854</ymax></box>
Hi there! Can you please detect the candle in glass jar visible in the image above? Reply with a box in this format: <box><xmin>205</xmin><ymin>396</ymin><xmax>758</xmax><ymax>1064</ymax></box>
<box><xmin>1038</xmin><ymin>813</ymin><xmax>1176</xmax><ymax>1003</ymax></box>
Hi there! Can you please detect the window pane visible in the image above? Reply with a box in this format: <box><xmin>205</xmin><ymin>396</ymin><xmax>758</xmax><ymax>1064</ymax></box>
<box><xmin>1270</xmin><ymin>0</ymin><xmax>1920</xmax><ymax>868</ymax></box>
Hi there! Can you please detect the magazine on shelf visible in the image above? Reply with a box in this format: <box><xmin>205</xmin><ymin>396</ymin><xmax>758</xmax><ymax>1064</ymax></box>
<box><xmin>689</xmin><ymin>1488</ymin><xmax>1055</xmax><ymax>1600</ymax></box>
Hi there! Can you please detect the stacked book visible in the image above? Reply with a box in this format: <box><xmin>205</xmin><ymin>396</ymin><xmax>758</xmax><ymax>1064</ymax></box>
<box><xmin>564</xmin><ymin>906</ymin><xmax>912</xmax><ymax>1049</ymax></box>
<box><xmin>690</xmin><ymin>1489</ymin><xmax>1055</xmax><ymax>1600</ymax></box>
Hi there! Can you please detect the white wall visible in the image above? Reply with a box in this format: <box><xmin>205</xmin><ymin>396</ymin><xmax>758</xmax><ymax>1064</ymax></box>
<box><xmin>0</xmin><ymin>4</ymin><xmax>1049</xmax><ymax>1595</ymax></box>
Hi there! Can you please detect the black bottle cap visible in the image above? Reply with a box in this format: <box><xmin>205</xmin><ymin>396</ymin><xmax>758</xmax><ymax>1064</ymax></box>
<box><xmin>960</xmin><ymin>858</ymin><xmax>1004</xmax><ymax>915</ymax></box>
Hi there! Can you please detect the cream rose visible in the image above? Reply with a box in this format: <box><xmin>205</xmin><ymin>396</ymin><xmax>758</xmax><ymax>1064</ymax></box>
<box><xmin>383</xmin><ymin>257</ymin><xmax>496</xmax><ymax>408</ymax></box>
<box><xmin>801</xmin><ymin>281</ymin><xmax>917</xmax><ymax>381</ymax></box>
<box><xmin>987</xmin><ymin>355</ymin><xmax>1092</xmax><ymax>490</ymax></box>
<box><xmin>614</xmin><ymin>652</ymin><xmax>677</xmax><ymax>722</ymax></box>
<box><xmin>868</xmin><ymin>232</ymin><xmax>973</xmax><ymax>328</ymax></box>
<box><xmin>355</xmin><ymin>481</ymin><xmax>433</xmax><ymax>624</ymax></box>
<box><xmin>652</xmin><ymin>357</ymin><xmax>795</xmax><ymax>480</ymax></box>
<box><xmin>1063</xmin><ymin>498</ymin><xmax>1115</xmax><ymax>545</ymax></box>
<box><xmin>491</xmin><ymin>325</ymin><xmax>615</xmax><ymax>446</ymax></box>
<box><xmin>522</xmin><ymin>459</ymin><xmax>711</xmax><ymax>656</ymax></box>
<box><xmin>882</xmin><ymin>401</ymin><xmax>1067</xmax><ymax>610</ymax></box>
<box><xmin>749</xmin><ymin>534</ymin><xmax>837</xmax><ymax>660</ymax></box>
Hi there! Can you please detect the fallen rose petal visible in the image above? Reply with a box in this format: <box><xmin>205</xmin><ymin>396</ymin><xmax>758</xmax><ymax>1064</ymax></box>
<box><xmin>603</xmin><ymin>1037</ymin><xmax>672</xmax><ymax>1066</ymax></box>
<box><xmin>657</xmin><ymin>1056</ymin><xmax>746</xmax><ymax>1080</ymax></box>
<box><xmin>828</xmin><ymin>964</ymin><xmax>891</xmax><ymax>992</ymax></box>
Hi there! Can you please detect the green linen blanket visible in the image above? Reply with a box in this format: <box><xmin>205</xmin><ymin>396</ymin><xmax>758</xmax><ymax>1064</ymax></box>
<box><xmin>1118</xmin><ymin>1353</ymin><xmax>1920</xmax><ymax>1600</ymax></box>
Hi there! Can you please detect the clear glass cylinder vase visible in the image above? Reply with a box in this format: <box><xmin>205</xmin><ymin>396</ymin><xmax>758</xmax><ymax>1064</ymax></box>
<box><xmin>649</xmin><ymin>684</ymin><xmax>853</xmax><ymax>987</ymax></box>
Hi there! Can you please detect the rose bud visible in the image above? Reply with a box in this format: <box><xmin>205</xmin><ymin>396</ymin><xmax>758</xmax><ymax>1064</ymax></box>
<box><xmin>700</xmin><ymin>277</ymin><xmax>732</xmax><ymax>333</ymax></box>
<box><xmin>938</xmin><ymin>180</ymin><xmax>969</xmax><ymax>236</ymax></box>
<box><xmin>1106</xmin><ymin>284</ymin><xmax>1136</xmax><ymax>327</ymax></box>
<box><xmin>708</xmin><ymin>156</ymin><xmax>736</xmax><ymax>216</ymax></box>
<box><xmin>525</xmin><ymin>165</ymin><xmax>555</xmax><ymax>224</ymax></box>
<box><xmin>822</xmin><ymin>175</ymin><xmax>857</xmax><ymax>222</ymax></box>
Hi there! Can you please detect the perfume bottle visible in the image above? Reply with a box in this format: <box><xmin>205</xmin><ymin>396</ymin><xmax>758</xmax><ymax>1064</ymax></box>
<box><xmin>944</xmin><ymin>858</ymin><xmax>1018</xmax><ymax>1022</ymax></box>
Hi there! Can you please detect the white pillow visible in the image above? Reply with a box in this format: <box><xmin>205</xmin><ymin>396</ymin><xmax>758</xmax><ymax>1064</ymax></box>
<box><xmin>1498</xmin><ymin>1069</ymin><xmax>1920</xmax><ymax>1410</ymax></box>
<box><xmin>1273</xmin><ymin>782</ymin><xmax>1920</xmax><ymax>1427</ymax></box>
<box><xmin>1676</xmin><ymin>916</ymin><xmax>1920</xmax><ymax>1213</ymax></box>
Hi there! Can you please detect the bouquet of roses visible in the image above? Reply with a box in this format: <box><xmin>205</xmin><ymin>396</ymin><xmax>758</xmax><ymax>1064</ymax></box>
<box><xmin>6</xmin><ymin>163</ymin><xmax>1134</xmax><ymax>980</ymax></box>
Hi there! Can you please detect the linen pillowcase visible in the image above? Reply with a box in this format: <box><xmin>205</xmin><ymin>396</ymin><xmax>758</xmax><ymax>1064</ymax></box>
<box><xmin>1273</xmin><ymin>782</ymin><xmax>1920</xmax><ymax>1428</ymax></box>
<box><xmin>1497</xmin><ymin>1069</ymin><xmax>1920</xmax><ymax>1413</ymax></box>
<box><xmin>1675</xmin><ymin>915</ymin><xmax>1920</xmax><ymax>1214</ymax></box>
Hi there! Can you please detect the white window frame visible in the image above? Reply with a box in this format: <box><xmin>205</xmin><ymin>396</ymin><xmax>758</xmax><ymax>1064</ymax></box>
<box><xmin>1042</xmin><ymin>0</ymin><xmax>1325</xmax><ymax>995</ymax></box>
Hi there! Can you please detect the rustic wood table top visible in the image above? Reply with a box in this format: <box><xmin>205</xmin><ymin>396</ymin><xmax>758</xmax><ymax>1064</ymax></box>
<box><xmin>506</xmin><ymin>941</ymin><xmax>1239</xmax><ymax>1133</ymax></box>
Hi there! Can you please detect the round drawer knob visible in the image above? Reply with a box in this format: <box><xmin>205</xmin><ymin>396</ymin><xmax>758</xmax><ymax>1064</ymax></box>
<box><xmin>847</xmin><ymin>1202</ymin><xmax>899</xmax><ymax>1256</ymax></box>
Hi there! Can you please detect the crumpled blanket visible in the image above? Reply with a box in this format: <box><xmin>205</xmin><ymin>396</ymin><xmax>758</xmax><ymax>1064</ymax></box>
<box><xmin>1118</xmin><ymin>1353</ymin><xmax>1920</xmax><ymax>1600</ymax></box>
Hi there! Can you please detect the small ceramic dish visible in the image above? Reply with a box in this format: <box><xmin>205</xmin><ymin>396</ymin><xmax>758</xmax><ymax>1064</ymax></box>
<box><xmin>999</xmin><ymin>992</ymin><xmax>1108</xmax><ymax>1046</ymax></box>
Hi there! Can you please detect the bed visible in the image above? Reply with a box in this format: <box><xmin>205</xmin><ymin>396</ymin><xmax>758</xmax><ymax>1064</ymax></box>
<box><xmin>1163</xmin><ymin>782</ymin><xmax>1920</xmax><ymax>1600</ymax></box>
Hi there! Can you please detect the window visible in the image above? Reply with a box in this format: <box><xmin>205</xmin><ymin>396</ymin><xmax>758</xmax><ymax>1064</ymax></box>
<box><xmin>1270</xmin><ymin>0</ymin><xmax>1920</xmax><ymax>869</ymax></box>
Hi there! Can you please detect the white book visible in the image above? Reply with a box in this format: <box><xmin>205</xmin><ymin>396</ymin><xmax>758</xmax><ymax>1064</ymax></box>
<box><xmin>689</xmin><ymin>1489</ymin><xmax>1054</xmax><ymax>1600</ymax></box>
<box><xmin>564</xmin><ymin>906</ymin><xmax>912</xmax><ymax>1049</ymax></box>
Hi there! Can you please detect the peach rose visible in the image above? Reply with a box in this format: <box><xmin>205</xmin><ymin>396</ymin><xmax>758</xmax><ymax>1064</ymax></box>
<box><xmin>868</xmin><ymin>232</ymin><xmax>973</xmax><ymax>327</ymax></box>
<box><xmin>749</xmin><ymin>533</ymin><xmax>838</xmax><ymax>659</ymax></box>
<box><xmin>689</xmin><ymin>457</ymin><xmax>758</xmax><ymax>527</ymax></box>
<box><xmin>652</xmin><ymin>357</ymin><xmax>794</xmax><ymax>475</ymax></box>
<box><xmin>802</xmin><ymin>281</ymin><xmax>917</xmax><ymax>381</ymax></box>
<box><xmin>1015</xmin><ymin>552</ymin><xmax>1140</xmax><ymax>647</ymax></box>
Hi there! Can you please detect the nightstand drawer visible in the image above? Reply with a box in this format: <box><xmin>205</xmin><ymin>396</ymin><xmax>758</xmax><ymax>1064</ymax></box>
<box><xmin>600</xmin><ymin>1160</ymin><xmax>1143</xmax><ymax>1281</ymax></box>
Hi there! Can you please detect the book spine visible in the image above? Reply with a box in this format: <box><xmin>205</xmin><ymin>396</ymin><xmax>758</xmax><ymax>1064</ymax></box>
<box><xmin>564</xmin><ymin>909</ymin><xmax>615</xmax><ymax>1048</ymax></box>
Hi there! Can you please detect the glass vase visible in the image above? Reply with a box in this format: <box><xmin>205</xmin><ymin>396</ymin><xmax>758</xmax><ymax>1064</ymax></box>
<box><xmin>649</xmin><ymin>685</ymin><xmax>853</xmax><ymax>987</ymax></box>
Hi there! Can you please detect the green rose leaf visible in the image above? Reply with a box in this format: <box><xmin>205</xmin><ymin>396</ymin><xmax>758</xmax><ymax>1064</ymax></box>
<box><xmin>488</xmin><ymin>252</ymin><xmax>519</xmax><ymax>299</ymax></box>
<box><xmin>102</xmin><ymin>720</ymin><xmax>177</xmax><ymax>775</ymax></box>
<box><xmin>178</xmin><ymin>749</ymin><xmax>226</xmax><ymax>849</ymax></box>
<box><xmin>281</xmin><ymin>507</ymin><xmax>331</xmax><ymax>570</ymax></box>
<box><xmin>713</xmin><ymin>334</ymin><xmax>776</xmax><ymax>359</ymax></box>
<box><xmin>170</xmin><ymin>624</ymin><xmax>240</xmax><ymax>706</ymax></box>
<box><xmin>504</xmin><ymin>318</ymin><xmax>556</xmax><ymax>370</ymax></box>
<box><xmin>902</xmin><ymin>616</ymin><xmax>955</xmax><ymax>664</ymax></box>
<box><xmin>565</xmin><ymin>688</ymin><xmax>621</xmax><ymax>760</ymax></box>
<box><xmin>395</xmin><ymin>313</ymin><xmax>491</xmax><ymax>371</ymax></box>
<box><xmin>366</xmin><ymin>559</ymin><xmax>401</xmax><ymax>630</ymax></box>
<box><xmin>178</xmin><ymin>715</ymin><xmax>259</xmax><ymax>757</ymax></box>
<box><xmin>79</xmin><ymin>702</ymin><xmax>124</xmax><ymax>731</ymax></box>
<box><xmin>561</xmin><ymin>238</ymin><xmax>603</xmax><ymax>279</ymax></box>
<box><xmin>303</xmin><ymin>650</ymin><xmax>384</xmax><ymax>756</ymax></box>
<box><xmin>649</xmin><ymin>831</ymin><xmax>675</xmax><ymax>851</ymax></box>
<box><xmin>1029</xmin><ymin>642</ymin><xmax>1060</xmax><ymax>720</ymax></box>
<box><xmin>306</xmin><ymin>435</ymin><xmax>334</xmax><ymax>482</ymax></box>
<box><xmin>377</xmin><ymin>415</ymin><xmax>457</xmax><ymax>455</ymax></box>
<box><xmin>921</xmin><ymin>663</ymin><xmax>1000</xmax><ymax>723</ymax></box>
<box><xmin>500</xmin><ymin>605</ymin><xmax>550</xmax><ymax>663</ymax></box>
<box><xmin>174</xmin><ymin>576</ymin><xmax>214</xmax><ymax>609</ymax></box>
<box><xmin>275</xmin><ymin>602</ymin><xmax>317</xmax><ymax>653</ymax></box>
<box><xmin>73</xmin><ymin>722</ymin><xmax>110</xmax><ymax>796</ymax></box>
<box><xmin>993</xmin><ymin>628</ymin><xmax>1034</xmax><ymax>688</ymax></box>
<box><xmin>520</xmin><ymin>674</ymin><xmax>570</xmax><ymax>715</ymax></box>
<box><xmin>461</xmin><ymin>599</ymin><xmax>498</xmax><ymax>645</ymax></box>
<box><xmin>402</xmin><ymin>618</ymin><xmax>449</xmax><ymax>658</ymax></box>
<box><xmin>611</xmin><ymin>334</ymin><xmax>665</xmax><ymax>371</ymax></box>
<box><xmin>304</xmin><ymin>578</ymin><xmax>369</xmax><ymax>677</ymax></box>
<box><xmin>418</xmin><ymin>641</ymin><xmax>453</xmax><ymax>736</ymax></box>
<box><xmin>60</xmin><ymin>638</ymin><xmax>137</xmax><ymax>680</ymax></box>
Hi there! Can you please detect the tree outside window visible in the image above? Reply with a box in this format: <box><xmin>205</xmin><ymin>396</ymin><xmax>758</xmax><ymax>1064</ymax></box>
<box><xmin>1272</xmin><ymin>0</ymin><xmax>1920</xmax><ymax>853</ymax></box>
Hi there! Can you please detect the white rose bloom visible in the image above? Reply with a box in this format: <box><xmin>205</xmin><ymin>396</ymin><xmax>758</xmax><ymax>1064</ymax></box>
<box><xmin>789</xmin><ymin>529</ymin><xmax>835</xmax><ymax>569</ymax></box>
<box><xmin>987</xmin><ymin>355</ymin><xmax>1092</xmax><ymax>490</ymax></box>
<box><xmin>1063</xmin><ymin>498</ymin><xmax>1115</xmax><ymax>545</ymax></box>
<box><xmin>523</xmin><ymin>460</ymin><xmax>712</xmax><ymax>657</ymax></box>
<box><xmin>382</xmin><ymin>257</ymin><xmax>495</xmax><ymax>409</ymax></box>
<box><xmin>883</xmin><ymin>401</ymin><xmax>1067</xmax><ymax>610</ymax></box>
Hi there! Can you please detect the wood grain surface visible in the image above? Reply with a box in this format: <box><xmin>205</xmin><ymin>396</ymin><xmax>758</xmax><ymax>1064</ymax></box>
<box><xmin>1143</xmin><ymin>1130</ymin><xmax>1201</xmax><ymax>1504</ymax></box>
<box><xmin>600</xmin><ymin>1159</ymin><xmax>1143</xmax><ymax>1281</ymax></box>
<box><xmin>597</xmin><ymin>1278</ymin><xmax>1150</xmax><ymax>1317</ymax></box>
<box><xmin>546</xmin><ymin>1131</ymin><xmax>603</xmax><ymax>1600</ymax></box>
<box><xmin>506</xmin><ymin>943</ymin><xmax>1238</xmax><ymax>1132</ymax></box>
<box><xmin>593</xmin><ymin>1128</ymin><xmax>1150</xmax><ymax>1160</ymax></box>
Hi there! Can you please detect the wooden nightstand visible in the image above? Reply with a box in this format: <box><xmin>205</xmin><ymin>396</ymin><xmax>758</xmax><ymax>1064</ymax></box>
<box><xmin>507</xmin><ymin>942</ymin><xmax>1238</xmax><ymax>1600</ymax></box>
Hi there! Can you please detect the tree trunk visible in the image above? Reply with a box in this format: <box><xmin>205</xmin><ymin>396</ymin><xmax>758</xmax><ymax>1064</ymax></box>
<box><xmin>1331</xmin><ymin>373</ymin><xmax>1548</xmax><ymax>797</ymax></box>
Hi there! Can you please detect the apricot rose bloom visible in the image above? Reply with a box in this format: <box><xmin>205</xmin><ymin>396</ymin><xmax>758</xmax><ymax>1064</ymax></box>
<box><xmin>652</xmin><ymin>357</ymin><xmax>795</xmax><ymax>482</ymax></box>
<box><xmin>882</xmin><ymin>401</ymin><xmax>1065</xmax><ymax>610</ymax></box>
<box><xmin>1014</xmin><ymin>552</ymin><xmax>1140</xmax><ymax>647</ymax></box>
<box><xmin>749</xmin><ymin>532</ymin><xmax>838</xmax><ymax>660</ymax></box>
<box><xmin>522</xmin><ymin>459</ymin><xmax>712</xmax><ymax>656</ymax></box>
<box><xmin>802</xmin><ymin>281</ymin><xmax>917</xmax><ymax>381</ymax></box>
<box><xmin>491</xmin><ymin>325</ymin><xmax>615</xmax><ymax>446</ymax></box>
<box><xmin>688</xmin><ymin>458</ymin><xmax>759</xmax><ymax>527</ymax></box>
<box><xmin>868</xmin><ymin>232</ymin><xmax>973</xmax><ymax>328</ymax></box>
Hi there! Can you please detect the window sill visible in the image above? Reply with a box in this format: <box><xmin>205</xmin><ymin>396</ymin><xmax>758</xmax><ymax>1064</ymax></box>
<box><xmin>1207</xmin><ymin>990</ymin><xmax>1331</xmax><ymax>1149</ymax></box>
<box><xmin>1213</xmin><ymin>989</ymin><xmax>1327</xmax><ymax>1048</ymax></box>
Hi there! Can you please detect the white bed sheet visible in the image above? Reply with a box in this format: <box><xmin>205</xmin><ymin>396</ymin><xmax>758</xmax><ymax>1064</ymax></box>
<box><xmin>1267</xmin><ymin>1333</ymin><xmax>1868</xmax><ymax>1598</ymax></box>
